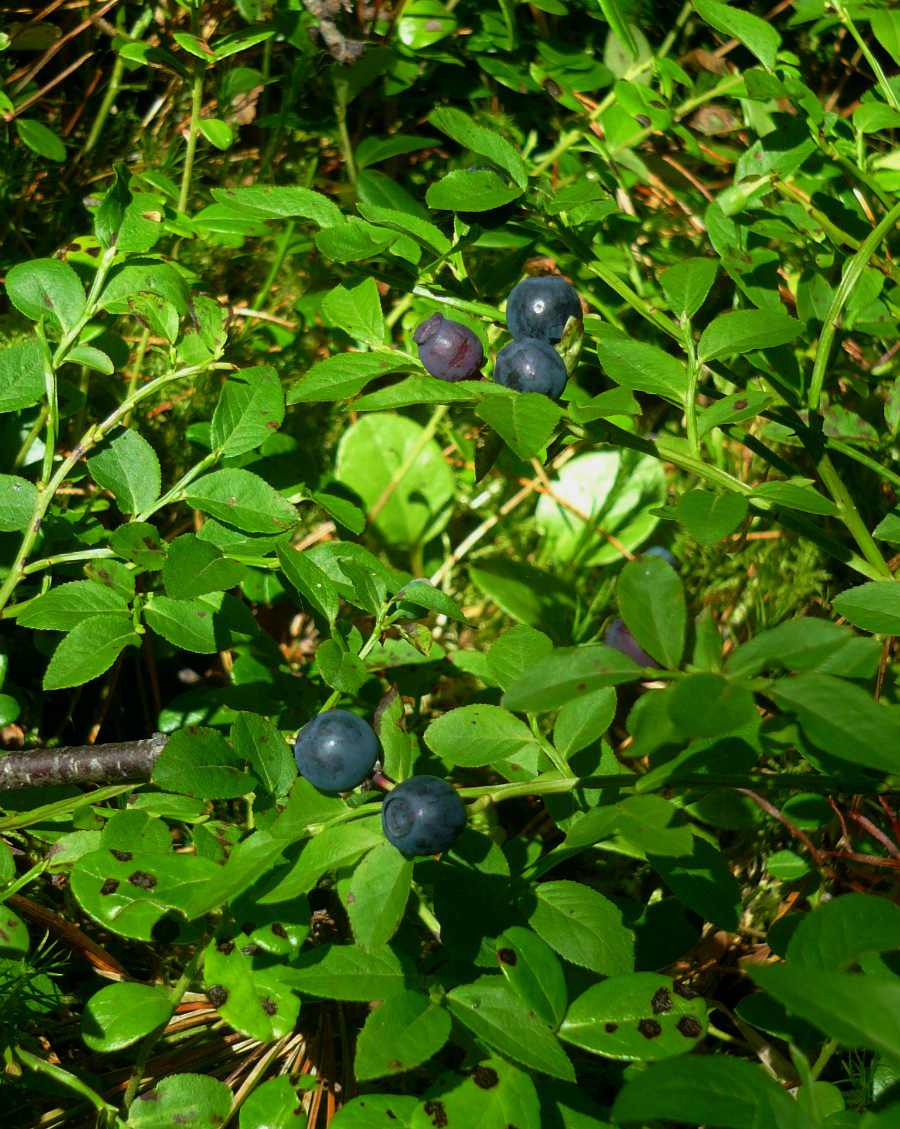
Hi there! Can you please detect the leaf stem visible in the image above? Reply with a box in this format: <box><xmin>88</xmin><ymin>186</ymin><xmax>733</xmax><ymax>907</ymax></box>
<box><xmin>178</xmin><ymin>4</ymin><xmax>207</xmax><ymax>215</ymax></box>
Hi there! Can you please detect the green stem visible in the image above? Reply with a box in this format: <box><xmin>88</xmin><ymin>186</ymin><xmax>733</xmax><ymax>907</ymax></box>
<box><xmin>178</xmin><ymin>6</ymin><xmax>207</xmax><ymax>216</ymax></box>
<box><xmin>810</xmin><ymin>1036</ymin><xmax>840</xmax><ymax>1081</ymax></box>
<box><xmin>834</xmin><ymin>1</ymin><xmax>900</xmax><ymax>113</ymax></box>
<box><xmin>133</xmin><ymin>449</ymin><xmax>221</xmax><ymax>524</ymax></box>
<box><xmin>123</xmin><ymin>941</ymin><xmax>209</xmax><ymax>1109</ymax></box>
<box><xmin>34</xmin><ymin>327</ymin><xmax>57</xmax><ymax>489</ymax></box>
<box><xmin>683</xmin><ymin>323</ymin><xmax>701</xmax><ymax>457</ymax></box>
<box><xmin>335</xmin><ymin>98</ymin><xmax>356</xmax><ymax>185</ymax></box>
<box><xmin>21</xmin><ymin>548</ymin><xmax>115</xmax><ymax>578</ymax></box>
<box><xmin>13</xmin><ymin>408</ymin><xmax>47</xmax><ymax>471</ymax></box>
<box><xmin>123</xmin><ymin>326</ymin><xmax>152</xmax><ymax>428</ymax></box>
<box><xmin>814</xmin><ymin>449</ymin><xmax>891</xmax><ymax>577</ymax></box>
<box><xmin>15</xmin><ymin>1047</ymin><xmax>116</xmax><ymax>1121</ymax></box>
<box><xmin>0</xmin><ymin>361</ymin><xmax>227</xmax><ymax>618</ymax></box>
<box><xmin>809</xmin><ymin>198</ymin><xmax>900</xmax><ymax>412</ymax></box>
<box><xmin>82</xmin><ymin>7</ymin><xmax>155</xmax><ymax>157</ymax></box>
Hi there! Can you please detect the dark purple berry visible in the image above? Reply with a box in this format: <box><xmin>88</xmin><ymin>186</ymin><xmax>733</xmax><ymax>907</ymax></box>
<box><xmin>493</xmin><ymin>338</ymin><xmax>567</xmax><ymax>400</ymax></box>
<box><xmin>413</xmin><ymin>312</ymin><xmax>484</xmax><ymax>382</ymax></box>
<box><xmin>604</xmin><ymin>619</ymin><xmax>660</xmax><ymax>669</ymax></box>
<box><xmin>293</xmin><ymin>710</ymin><xmax>379</xmax><ymax>793</ymax></box>
<box><xmin>506</xmin><ymin>276</ymin><xmax>582</xmax><ymax>343</ymax></box>
<box><xmin>381</xmin><ymin>776</ymin><xmax>466</xmax><ymax>857</ymax></box>
<box><xmin>457</xmin><ymin>166</ymin><xmax>516</xmax><ymax>228</ymax></box>
<box><xmin>643</xmin><ymin>545</ymin><xmax>678</xmax><ymax>568</ymax></box>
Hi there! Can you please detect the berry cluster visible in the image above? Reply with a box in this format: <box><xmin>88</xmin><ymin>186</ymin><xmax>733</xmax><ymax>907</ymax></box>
<box><xmin>413</xmin><ymin>274</ymin><xmax>581</xmax><ymax>403</ymax></box>
<box><xmin>293</xmin><ymin>711</ymin><xmax>466</xmax><ymax>856</ymax></box>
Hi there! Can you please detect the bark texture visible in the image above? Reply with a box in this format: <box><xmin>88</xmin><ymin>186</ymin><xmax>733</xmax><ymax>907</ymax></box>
<box><xmin>0</xmin><ymin>734</ymin><xmax>168</xmax><ymax>792</ymax></box>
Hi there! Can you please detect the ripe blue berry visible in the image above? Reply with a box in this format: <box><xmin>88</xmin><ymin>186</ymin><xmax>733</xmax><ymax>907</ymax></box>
<box><xmin>643</xmin><ymin>545</ymin><xmax>678</xmax><ymax>568</ymax></box>
<box><xmin>381</xmin><ymin>775</ymin><xmax>466</xmax><ymax>857</ymax></box>
<box><xmin>293</xmin><ymin>710</ymin><xmax>379</xmax><ymax>793</ymax></box>
<box><xmin>604</xmin><ymin>618</ymin><xmax>660</xmax><ymax>669</ymax></box>
<box><xmin>414</xmin><ymin>312</ymin><xmax>484</xmax><ymax>382</ymax></box>
<box><xmin>494</xmin><ymin>338</ymin><xmax>567</xmax><ymax>400</ymax></box>
<box><xmin>506</xmin><ymin>276</ymin><xmax>582</xmax><ymax>343</ymax></box>
<box><xmin>457</xmin><ymin>166</ymin><xmax>516</xmax><ymax>228</ymax></box>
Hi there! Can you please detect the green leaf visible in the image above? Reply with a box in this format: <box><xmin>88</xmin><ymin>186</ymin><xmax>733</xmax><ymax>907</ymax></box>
<box><xmin>750</xmin><ymin>478</ymin><xmax>839</xmax><ymax>517</ymax></box>
<box><xmin>231</xmin><ymin>712</ymin><xmax>296</xmax><ymax>800</ymax></box>
<box><xmin>786</xmin><ymin>894</ymin><xmax>900</xmax><ymax>971</ymax></box>
<box><xmin>351</xmin><ymin>373</ymin><xmax>477</xmax><ymax>412</ymax></box>
<box><xmin>43</xmin><ymin>614</ymin><xmax>140</xmax><ymax>691</ymax></box>
<box><xmin>649</xmin><ymin>835</ymin><xmax>741</xmax><ymax>931</ymax></box>
<box><xmin>163</xmin><ymin>534</ymin><xmax>247</xmax><ymax>600</ymax></box>
<box><xmin>476</xmin><ymin>392</ymin><xmax>563</xmax><ymax>460</ymax></box>
<box><xmin>82</xmin><ymin>982</ymin><xmax>173</xmax><ymax>1051</ymax></box>
<box><xmin>693</xmin><ymin>0</ymin><xmax>782</xmax><ymax>71</ymax></box>
<box><xmin>288</xmin><ymin>352</ymin><xmax>413</xmax><ymax>404</ymax></box>
<box><xmin>87</xmin><ymin>427</ymin><xmax>161</xmax><ymax>516</ymax></box>
<box><xmin>593</xmin><ymin>334</ymin><xmax>687</xmax><ymax>403</ymax></box>
<box><xmin>15</xmin><ymin>118</ymin><xmax>66</xmax><ymax>161</ymax></box>
<box><xmin>617</xmin><ymin>554</ymin><xmax>685</xmax><ymax>668</ymax></box>
<box><xmin>0</xmin><ymin>340</ymin><xmax>46</xmax><ymax>413</ymax></box>
<box><xmin>127</xmin><ymin>1073</ymin><xmax>232</xmax><ymax>1129</ymax></box>
<box><xmin>18</xmin><ymin>580</ymin><xmax>129</xmax><ymax>630</ymax></box>
<box><xmin>553</xmin><ymin>688</ymin><xmax>617</xmax><ymax>759</ymax></box>
<box><xmin>392</xmin><ymin>580</ymin><xmax>468</xmax><ymax>623</ymax></box>
<box><xmin>185</xmin><ymin>469</ymin><xmax>299</xmax><ymax>534</ymax></box>
<box><xmin>495</xmin><ymin>926</ymin><xmax>568</xmax><ymax>1029</ymax></box>
<box><xmin>316</xmin><ymin>218</ymin><xmax>396</xmax><ymax>262</ymax></box>
<box><xmin>487</xmin><ymin>625</ymin><xmax>554</xmax><ymax>692</ymax></box>
<box><xmin>0</xmin><ymin>908</ymin><xmax>29</xmax><ymax>959</ymax></box>
<box><xmin>751</xmin><ymin>963</ymin><xmax>900</xmax><ymax>1069</ymax></box>
<box><xmin>240</xmin><ymin>1075</ymin><xmax>308</xmax><ymax>1129</ymax></box>
<box><xmin>770</xmin><ymin>672</ymin><xmax>900</xmax><ymax>774</ymax></box>
<box><xmin>612</xmin><ymin>1055</ymin><xmax>818</xmax><ymax>1129</ymax></box>
<box><xmin>348</xmin><ymin>842</ymin><xmax>413</xmax><ymax>951</ymax></box>
<box><xmin>199</xmin><ymin>118</ymin><xmax>234</xmax><ymax>149</ymax></box>
<box><xmin>447</xmin><ymin>977</ymin><xmax>575</xmax><ymax>1081</ymax></box>
<box><xmin>212</xmin><ymin>185</ymin><xmax>343</xmax><ymax>226</ymax></box>
<box><xmin>357</xmin><ymin>203</ymin><xmax>451</xmax><ymax>255</ymax></box>
<box><xmin>430</xmin><ymin>106</ymin><xmax>528</xmax><ymax>188</ymax></box>
<box><xmin>204</xmin><ymin>939</ymin><xmax>300</xmax><ymax>1041</ymax></box>
<box><xmin>281</xmin><ymin>942</ymin><xmax>411</xmax><ymax>1000</ymax></box>
<box><xmin>276</xmin><ymin>541</ymin><xmax>341</xmax><ymax>624</ymax></box>
<box><xmin>502</xmin><ymin>646</ymin><xmax>642</xmax><ymax>713</ymax></box>
<box><xmin>412</xmin><ymin>1061</ymin><xmax>541</xmax><ymax>1129</ymax></box>
<box><xmin>321</xmin><ymin>278</ymin><xmax>385</xmax><ymax>346</ymax></box>
<box><xmin>98</xmin><ymin>261</ymin><xmax>189</xmax><ymax>317</ymax></box>
<box><xmin>143</xmin><ymin>592</ymin><xmax>256</xmax><ymax>654</ymax></box>
<box><xmin>616</xmin><ymin>795</ymin><xmax>694</xmax><ymax>857</ymax></box>
<box><xmin>659</xmin><ymin>257</ymin><xmax>718</xmax><ymax>322</ymax></box>
<box><xmin>71</xmin><ymin>850</ymin><xmax>219</xmax><ymax>942</ymax></box>
<box><xmin>356</xmin><ymin>135</ymin><xmax>436</xmax><ymax>170</ymax></box>
<box><xmin>356</xmin><ymin>990</ymin><xmax>452</xmax><ymax>1081</ymax></box>
<box><xmin>152</xmin><ymin>726</ymin><xmax>258</xmax><ymax>799</ymax></box>
<box><xmin>0</xmin><ymin>474</ymin><xmax>38</xmax><ymax>533</ymax></box>
<box><xmin>674</xmin><ymin>488</ymin><xmax>748</xmax><ymax>546</ymax></box>
<box><xmin>524</xmin><ymin>880</ymin><xmax>634</xmax><ymax>976</ymax></box>
<box><xmin>832</xmin><ymin>580</ymin><xmax>900</xmax><ymax>635</ymax></box>
<box><xmin>335</xmin><ymin>415</ymin><xmax>455</xmax><ymax>548</ymax></box>
<box><xmin>872</xmin><ymin>11</ymin><xmax>900</xmax><ymax>64</ymax></box>
<box><xmin>66</xmin><ymin>343</ymin><xmax>115</xmax><ymax>373</ymax></box>
<box><xmin>330</xmin><ymin>1096</ymin><xmax>417</xmax><ymax>1127</ymax></box>
<box><xmin>5</xmin><ymin>258</ymin><xmax>85</xmax><ymax>338</ymax></box>
<box><xmin>668</xmin><ymin>674</ymin><xmax>759</xmax><ymax>739</ymax></box>
<box><xmin>725</xmin><ymin>618</ymin><xmax>869</xmax><ymax>679</ymax></box>
<box><xmin>560</xmin><ymin>971</ymin><xmax>707</xmax><ymax>1061</ymax></box>
<box><xmin>211</xmin><ymin>366</ymin><xmax>284</xmax><ymax>456</ymax></box>
<box><xmin>398</xmin><ymin>0</ymin><xmax>458</xmax><ymax>48</ymax></box>
<box><xmin>425</xmin><ymin>705</ymin><xmax>538</xmax><ymax>768</ymax></box>
<box><xmin>185</xmin><ymin>833</ymin><xmax>288</xmax><ymax>918</ymax></box>
<box><xmin>469</xmin><ymin>559</ymin><xmax>577</xmax><ymax>641</ymax></box>
<box><xmin>698</xmin><ymin>391</ymin><xmax>772</xmax><ymax>441</ymax></box>
<box><xmin>93</xmin><ymin>163</ymin><xmax>132</xmax><ymax>250</ymax></box>
<box><xmin>261</xmin><ymin>821</ymin><xmax>381</xmax><ymax>903</ymax></box>
<box><xmin>698</xmin><ymin>310</ymin><xmax>801</xmax><ymax>363</ymax></box>
<box><xmin>427</xmin><ymin>169</ymin><xmax>523</xmax><ymax>213</ymax></box>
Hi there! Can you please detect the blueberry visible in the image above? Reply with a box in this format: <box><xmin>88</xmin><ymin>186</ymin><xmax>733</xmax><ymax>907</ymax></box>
<box><xmin>413</xmin><ymin>312</ymin><xmax>484</xmax><ymax>382</ymax></box>
<box><xmin>604</xmin><ymin>618</ymin><xmax>660</xmax><ymax>669</ymax></box>
<box><xmin>506</xmin><ymin>276</ymin><xmax>582</xmax><ymax>343</ymax></box>
<box><xmin>293</xmin><ymin>710</ymin><xmax>379</xmax><ymax>793</ymax></box>
<box><xmin>381</xmin><ymin>775</ymin><xmax>466</xmax><ymax>857</ymax></box>
<box><xmin>457</xmin><ymin>165</ymin><xmax>516</xmax><ymax>228</ymax></box>
<box><xmin>494</xmin><ymin>338</ymin><xmax>567</xmax><ymax>400</ymax></box>
<box><xmin>643</xmin><ymin>545</ymin><xmax>678</xmax><ymax>568</ymax></box>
